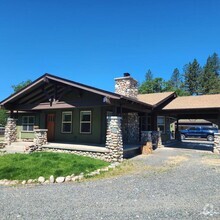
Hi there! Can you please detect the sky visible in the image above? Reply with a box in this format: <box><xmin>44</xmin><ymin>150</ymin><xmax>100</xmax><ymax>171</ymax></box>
<box><xmin>0</xmin><ymin>0</ymin><xmax>220</xmax><ymax>101</ymax></box>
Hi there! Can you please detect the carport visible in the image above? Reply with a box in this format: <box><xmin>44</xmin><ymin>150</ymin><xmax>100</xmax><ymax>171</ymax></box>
<box><xmin>155</xmin><ymin>94</ymin><xmax>220</xmax><ymax>151</ymax></box>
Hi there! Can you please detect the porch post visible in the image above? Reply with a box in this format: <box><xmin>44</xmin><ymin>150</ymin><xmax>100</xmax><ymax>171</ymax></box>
<box><xmin>105</xmin><ymin>116</ymin><xmax>123</xmax><ymax>162</ymax></box>
<box><xmin>151</xmin><ymin>113</ymin><xmax>157</xmax><ymax>131</ymax></box>
<box><xmin>4</xmin><ymin>118</ymin><xmax>17</xmax><ymax>145</ymax></box>
<box><xmin>176</xmin><ymin>118</ymin><xmax>180</xmax><ymax>140</ymax></box>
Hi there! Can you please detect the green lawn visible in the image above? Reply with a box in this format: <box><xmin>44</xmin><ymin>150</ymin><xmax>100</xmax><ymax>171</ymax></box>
<box><xmin>0</xmin><ymin>152</ymin><xmax>109</xmax><ymax>180</ymax></box>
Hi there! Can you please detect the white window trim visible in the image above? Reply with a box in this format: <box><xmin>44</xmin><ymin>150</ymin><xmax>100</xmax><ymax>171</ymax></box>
<box><xmin>22</xmin><ymin>116</ymin><xmax>35</xmax><ymax>132</ymax></box>
<box><xmin>80</xmin><ymin>110</ymin><xmax>92</xmax><ymax>134</ymax></box>
<box><xmin>157</xmin><ymin>116</ymin><xmax>165</xmax><ymax>133</ymax></box>
<box><xmin>61</xmin><ymin>111</ymin><xmax>72</xmax><ymax>134</ymax></box>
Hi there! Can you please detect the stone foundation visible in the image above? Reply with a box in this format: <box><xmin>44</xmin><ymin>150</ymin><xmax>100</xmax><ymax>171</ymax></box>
<box><xmin>34</xmin><ymin>129</ymin><xmax>48</xmax><ymax>146</ymax></box>
<box><xmin>41</xmin><ymin>148</ymin><xmax>112</xmax><ymax>162</ymax></box>
<box><xmin>4</xmin><ymin>118</ymin><xmax>17</xmax><ymax>145</ymax></box>
<box><xmin>105</xmin><ymin>116</ymin><xmax>123</xmax><ymax>162</ymax></box>
<box><xmin>214</xmin><ymin>133</ymin><xmax>220</xmax><ymax>154</ymax></box>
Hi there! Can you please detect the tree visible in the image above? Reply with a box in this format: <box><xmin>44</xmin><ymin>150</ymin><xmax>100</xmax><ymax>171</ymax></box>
<box><xmin>12</xmin><ymin>80</ymin><xmax>32</xmax><ymax>93</ymax></box>
<box><xmin>0</xmin><ymin>109</ymin><xmax>7</xmax><ymax>126</ymax></box>
<box><xmin>207</xmin><ymin>52</ymin><xmax>220</xmax><ymax>76</ymax></box>
<box><xmin>139</xmin><ymin>73</ymin><xmax>167</xmax><ymax>93</ymax></box>
<box><xmin>184</xmin><ymin>59</ymin><xmax>202</xmax><ymax>95</ymax></box>
<box><xmin>152</xmin><ymin>77</ymin><xmax>164</xmax><ymax>93</ymax></box>
<box><xmin>139</xmin><ymin>69</ymin><xmax>155</xmax><ymax>94</ymax></box>
<box><xmin>170</xmin><ymin>68</ymin><xmax>182</xmax><ymax>89</ymax></box>
<box><xmin>199</xmin><ymin>53</ymin><xmax>220</xmax><ymax>94</ymax></box>
<box><xmin>145</xmin><ymin>69</ymin><xmax>153</xmax><ymax>81</ymax></box>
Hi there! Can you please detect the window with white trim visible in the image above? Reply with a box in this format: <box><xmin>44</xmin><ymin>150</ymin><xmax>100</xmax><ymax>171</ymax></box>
<box><xmin>22</xmin><ymin>116</ymin><xmax>35</xmax><ymax>131</ymax></box>
<box><xmin>61</xmin><ymin>111</ymin><xmax>72</xmax><ymax>133</ymax></box>
<box><xmin>80</xmin><ymin>111</ymin><xmax>91</xmax><ymax>134</ymax></box>
<box><xmin>157</xmin><ymin>116</ymin><xmax>165</xmax><ymax>132</ymax></box>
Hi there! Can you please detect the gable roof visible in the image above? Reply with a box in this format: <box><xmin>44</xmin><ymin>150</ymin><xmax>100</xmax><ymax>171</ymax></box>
<box><xmin>0</xmin><ymin>73</ymin><xmax>153</xmax><ymax>110</ymax></box>
<box><xmin>137</xmin><ymin>92</ymin><xmax>176</xmax><ymax>107</ymax></box>
<box><xmin>163</xmin><ymin>94</ymin><xmax>220</xmax><ymax>110</ymax></box>
<box><xmin>0</xmin><ymin>73</ymin><xmax>121</xmax><ymax>105</ymax></box>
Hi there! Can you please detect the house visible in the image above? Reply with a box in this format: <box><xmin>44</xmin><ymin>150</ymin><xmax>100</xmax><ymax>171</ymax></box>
<box><xmin>1</xmin><ymin>73</ymin><xmax>220</xmax><ymax>160</ymax></box>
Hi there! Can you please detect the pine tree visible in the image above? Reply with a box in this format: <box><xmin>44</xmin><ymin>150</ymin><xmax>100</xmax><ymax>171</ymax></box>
<box><xmin>139</xmin><ymin>69</ymin><xmax>154</xmax><ymax>94</ymax></box>
<box><xmin>184</xmin><ymin>59</ymin><xmax>202</xmax><ymax>95</ymax></box>
<box><xmin>200</xmin><ymin>53</ymin><xmax>220</xmax><ymax>94</ymax></box>
<box><xmin>170</xmin><ymin>68</ymin><xmax>181</xmax><ymax>89</ymax></box>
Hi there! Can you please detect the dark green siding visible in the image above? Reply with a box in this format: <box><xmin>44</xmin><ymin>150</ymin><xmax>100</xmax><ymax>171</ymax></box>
<box><xmin>53</xmin><ymin>107</ymin><xmax>104</xmax><ymax>144</ymax></box>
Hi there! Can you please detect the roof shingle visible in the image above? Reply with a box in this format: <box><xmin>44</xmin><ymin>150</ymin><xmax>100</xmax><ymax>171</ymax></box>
<box><xmin>137</xmin><ymin>92</ymin><xmax>175</xmax><ymax>106</ymax></box>
<box><xmin>163</xmin><ymin>94</ymin><xmax>220</xmax><ymax>110</ymax></box>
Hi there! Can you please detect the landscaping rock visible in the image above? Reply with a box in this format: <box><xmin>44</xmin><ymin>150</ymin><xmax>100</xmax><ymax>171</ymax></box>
<box><xmin>56</xmin><ymin>177</ymin><xmax>65</xmax><ymax>183</ymax></box>
<box><xmin>100</xmin><ymin>167</ymin><xmax>109</xmax><ymax>172</ymax></box>
<box><xmin>44</xmin><ymin>180</ymin><xmax>49</xmax><ymax>184</ymax></box>
<box><xmin>27</xmin><ymin>179</ymin><xmax>33</xmax><ymax>184</ymax></box>
<box><xmin>78</xmin><ymin>176</ymin><xmax>83</xmax><ymax>181</ymax></box>
<box><xmin>49</xmin><ymin>175</ymin><xmax>55</xmax><ymax>183</ymax></box>
<box><xmin>22</xmin><ymin>180</ymin><xmax>26</xmax><ymax>185</ymax></box>
<box><xmin>38</xmin><ymin>176</ymin><xmax>45</xmax><ymax>183</ymax></box>
<box><xmin>10</xmin><ymin>180</ymin><xmax>19</xmax><ymax>185</ymax></box>
<box><xmin>71</xmin><ymin>176</ymin><xmax>79</xmax><ymax>181</ymax></box>
<box><xmin>65</xmin><ymin>176</ymin><xmax>71</xmax><ymax>182</ymax></box>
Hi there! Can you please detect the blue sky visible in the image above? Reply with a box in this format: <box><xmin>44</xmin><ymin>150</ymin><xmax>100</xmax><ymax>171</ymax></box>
<box><xmin>0</xmin><ymin>0</ymin><xmax>220</xmax><ymax>100</ymax></box>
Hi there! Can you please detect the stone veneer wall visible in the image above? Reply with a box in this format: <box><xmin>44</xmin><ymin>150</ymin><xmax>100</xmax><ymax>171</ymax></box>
<box><xmin>122</xmin><ymin>113</ymin><xmax>139</xmax><ymax>144</ymax></box>
<box><xmin>41</xmin><ymin>148</ymin><xmax>112</xmax><ymax>162</ymax></box>
<box><xmin>105</xmin><ymin>116</ymin><xmax>123</xmax><ymax>162</ymax></box>
<box><xmin>4</xmin><ymin>118</ymin><xmax>17</xmax><ymax>145</ymax></box>
<box><xmin>115</xmin><ymin>76</ymin><xmax>138</xmax><ymax>99</ymax></box>
<box><xmin>141</xmin><ymin>131</ymin><xmax>163</xmax><ymax>149</ymax></box>
<box><xmin>34</xmin><ymin>129</ymin><xmax>48</xmax><ymax>146</ymax></box>
<box><xmin>214</xmin><ymin>133</ymin><xmax>220</xmax><ymax>154</ymax></box>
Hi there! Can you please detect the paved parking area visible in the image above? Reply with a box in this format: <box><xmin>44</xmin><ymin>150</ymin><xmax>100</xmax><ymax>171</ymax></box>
<box><xmin>165</xmin><ymin>139</ymin><xmax>214</xmax><ymax>152</ymax></box>
<box><xmin>0</xmin><ymin>147</ymin><xmax>220</xmax><ymax>220</ymax></box>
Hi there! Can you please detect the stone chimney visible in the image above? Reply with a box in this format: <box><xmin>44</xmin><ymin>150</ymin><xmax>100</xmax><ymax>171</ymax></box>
<box><xmin>114</xmin><ymin>73</ymin><xmax>138</xmax><ymax>99</ymax></box>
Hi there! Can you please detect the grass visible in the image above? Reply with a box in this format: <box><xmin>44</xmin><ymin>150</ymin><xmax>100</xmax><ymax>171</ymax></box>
<box><xmin>0</xmin><ymin>152</ymin><xmax>109</xmax><ymax>180</ymax></box>
<box><xmin>166</xmin><ymin>155</ymin><xmax>189</xmax><ymax>167</ymax></box>
<box><xmin>86</xmin><ymin>160</ymin><xmax>139</xmax><ymax>181</ymax></box>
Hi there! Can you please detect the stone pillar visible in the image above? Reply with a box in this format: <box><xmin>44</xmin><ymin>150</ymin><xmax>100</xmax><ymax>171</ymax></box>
<box><xmin>105</xmin><ymin>116</ymin><xmax>123</xmax><ymax>162</ymax></box>
<box><xmin>122</xmin><ymin>113</ymin><xmax>139</xmax><ymax>144</ymax></box>
<box><xmin>4</xmin><ymin>118</ymin><xmax>17</xmax><ymax>145</ymax></box>
<box><xmin>214</xmin><ymin>133</ymin><xmax>220</xmax><ymax>154</ymax></box>
<box><xmin>34</xmin><ymin>129</ymin><xmax>48</xmax><ymax>146</ymax></box>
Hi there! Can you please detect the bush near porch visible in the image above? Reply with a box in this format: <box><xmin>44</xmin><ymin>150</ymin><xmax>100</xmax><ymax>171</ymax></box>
<box><xmin>0</xmin><ymin>152</ymin><xmax>109</xmax><ymax>180</ymax></box>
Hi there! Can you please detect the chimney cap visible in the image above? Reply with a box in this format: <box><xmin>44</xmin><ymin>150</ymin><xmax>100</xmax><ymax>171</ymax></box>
<box><xmin>123</xmin><ymin>73</ymin><xmax>130</xmax><ymax>77</ymax></box>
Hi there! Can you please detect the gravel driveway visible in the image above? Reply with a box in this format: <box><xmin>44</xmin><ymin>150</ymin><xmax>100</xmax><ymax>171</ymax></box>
<box><xmin>1</xmin><ymin>148</ymin><xmax>220</xmax><ymax>220</ymax></box>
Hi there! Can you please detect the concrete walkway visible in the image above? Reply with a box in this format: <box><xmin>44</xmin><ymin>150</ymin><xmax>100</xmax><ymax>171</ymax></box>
<box><xmin>1</xmin><ymin>141</ymin><xmax>142</xmax><ymax>154</ymax></box>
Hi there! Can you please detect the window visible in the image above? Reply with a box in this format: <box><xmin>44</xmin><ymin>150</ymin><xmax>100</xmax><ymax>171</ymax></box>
<box><xmin>80</xmin><ymin>111</ymin><xmax>91</xmax><ymax>134</ymax></box>
<box><xmin>22</xmin><ymin>116</ymin><xmax>35</xmax><ymax>131</ymax></box>
<box><xmin>62</xmin><ymin>112</ymin><xmax>72</xmax><ymax>133</ymax></box>
<box><xmin>157</xmin><ymin>116</ymin><xmax>165</xmax><ymax>132</ymax></box>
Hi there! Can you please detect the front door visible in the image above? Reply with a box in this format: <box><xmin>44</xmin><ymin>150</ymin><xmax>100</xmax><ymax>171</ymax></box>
<box><xmin>47</xmin><ymin>114</ymin><xmax>55</xmax><ymax>142</ymax></box>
